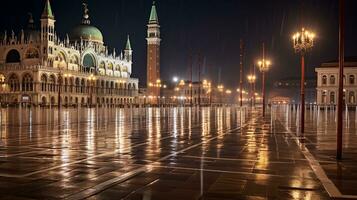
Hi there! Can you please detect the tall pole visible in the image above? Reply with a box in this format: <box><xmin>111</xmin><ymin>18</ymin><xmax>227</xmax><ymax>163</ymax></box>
<box><xmin>190</xmin><ymin>53</ymin><xmax>193</xmax><ymax>107</ymax></box>
<box><xmin>198</xmin><ymin>53</ymin><xmax>202</xmax><ymax>107</ymax></box>
<box><xmin>262</xmin><ymin>43</ymin><xmax>265</xmax><ymax>116</ymax></box>
<box><xmin>253</xmin><ymin>64</ymin><xmax>256</xmax><ymax>107</ymax></box>
<box><xmin>250</xmin><ymin>81</ymin><xmax>253</xmax><ymax>107</ymax></box>
<box><xmin>239</xmin><ymin>39</ymin><xmax>244</xmax><ymax>107</ymax></box>
<box><xmin>300</xmin><ymin>54</ymin><xmax>305</xmax><ymax>134</ymax></box>
<box><xmin>337</xmin><ymin>0</ymin><xmax>345</xmax><ymax>160</ymax></box>
<box><xmin>262</xmin><ymin>72</ymin><xmax>266</xmax><ymax>116</ymax></box>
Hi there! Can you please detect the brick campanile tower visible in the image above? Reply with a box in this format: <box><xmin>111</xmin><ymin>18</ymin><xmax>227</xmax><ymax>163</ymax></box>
<box><xmin>146</xmin><ymin>1</ymin><xmax>161</xmax><ymax>102</ymax></box>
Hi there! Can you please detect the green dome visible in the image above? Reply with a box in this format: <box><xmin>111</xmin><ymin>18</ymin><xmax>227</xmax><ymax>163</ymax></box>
<box><xmin>70</xmin><ymin>24</ymin><xmax>103</xmax><ymax>43</ymax></box>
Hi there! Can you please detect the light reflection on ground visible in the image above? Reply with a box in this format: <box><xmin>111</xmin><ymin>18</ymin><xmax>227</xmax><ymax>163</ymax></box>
<box><xmin>0</xmin><ymin>106</ymin><xmax>343</xmax><ymax>199</ymax></box>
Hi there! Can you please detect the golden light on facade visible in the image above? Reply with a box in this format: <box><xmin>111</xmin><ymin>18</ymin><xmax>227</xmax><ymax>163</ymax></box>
<box><xmin>225</xmin><ymin>90</ymin><xmax>232</xmax><ymax>94</ymax></box>
<box><xmin>179</xmin><ymin>80</ymin><xmax>185</xmax><ymax>86</ymax></box>
<box><xmin>64</xmin><ymin>73</ymin><xmax>72</xmax><ymax>78</ymax></box>
<box><xmin>88</xmin><ymin>74</ymin><xmax>96</xmax><ymax>81</ymax></box>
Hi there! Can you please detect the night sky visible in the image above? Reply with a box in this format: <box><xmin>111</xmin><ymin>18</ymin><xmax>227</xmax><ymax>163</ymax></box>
<box><xmin>1</xmin><ymin>0</ymin><xmax>357</xmax><ymax>89</ymax></box>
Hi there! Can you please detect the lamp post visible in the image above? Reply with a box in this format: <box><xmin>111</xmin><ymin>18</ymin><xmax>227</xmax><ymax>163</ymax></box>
<box><xmin>247</xmin><ymin>74</ymin><xmax>256</xmax><ymax>107</ymax></box>
<box><xmin>257</xmin><ymin>59</ymin><xmax>271</xmax><ymax>116</ymax></box>
<box><xmin>292</xmin><ymin>28</ymin><xmax>315</xmax><ymax>135</ymax></box>
<box><xmin>337</xmin><ymin>0</ymin><xmax>344</xmax><ymax>160</ymax></box>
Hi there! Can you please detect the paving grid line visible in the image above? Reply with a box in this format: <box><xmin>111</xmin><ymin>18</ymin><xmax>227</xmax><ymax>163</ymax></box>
<box><xmin>141</xmin><ymin>164</ymin><xmax>321</xmax><ymax>179</ymax></box>
<box><xmin>0</xmin><ymin>115</ymin><xmax>213</xmax><ymax>178</ymax></box>
<box><xmin>63</xmin><ymin>115</ymin><xmax>250</xmax><ymax>200</ymax></box>
<box><xmin>278</xmin><ymin>119</ymin><xmax>357</xmax><ymax>199</ymax></box>
<box><xmin>0</xmin><ymin>128</ymin><xmax>193</xmax><ymax>178</ymax></box>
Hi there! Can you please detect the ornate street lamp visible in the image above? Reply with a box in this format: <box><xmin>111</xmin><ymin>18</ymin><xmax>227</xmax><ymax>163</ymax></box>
<box><xmin>292</xmin><ymin>28</ymin><xmax>315</xmax><ymax>135</ymax></box>
<box><xmin>247</xmin><ymin>74</ymin><xmax>256</xmax><ymax>107</ymax></box>
<box><xmin>257</xmin><ymin>59</ymin><xmax>271</xmax><ymax>116</ymax></box>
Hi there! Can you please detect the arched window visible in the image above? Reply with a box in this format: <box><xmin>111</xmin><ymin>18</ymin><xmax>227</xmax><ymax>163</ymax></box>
<box><xmin>56</xmin><ymin>52</ymin><xmax>67</xmax><ymax>69</ymax></box>
<box><xmin>350</xmin><ymin>91</ymin><xmax>356</xmax><ymax>104</ymax></box>
<box><xmin>41</xmin><ymin>74</ymin><xmax>47</xmax><ymax>92</ymax></box>
<box><xmin>330</xmin><ymin>75</ymin><xmax>336</xmax><ymax>85</ymax></box>
<box><xmin>69</xmin><ymin>77</ymin><xmax>74</xmax><ymax>93</ymax></box>
<box><xmin>49</xmin><ymin>75</ymin><xmax>56</xmax><ymax>92</ymax></box>
<box><xmin>99</xmin><ymin>61</ymin><xmax>105</xmax><ymax>69</ymax></box>
<box><xmin>70</xmin><ymin>55</ymin><xmax>79</xmax><ymax>65</ymax></box>
<box><xmin>108</xmin><ymin>63</ymin><xmax>113</xmax><ymax>70</ymax></box>
<box><xmin>25</xmin><ymin>48</ymin><xmax>39</xmax><ymax>59</ymax></box>
<box><xmin>83</xmin><ymin>54</ymin><xmax>95</xmax><ymax>72</ymax></box>
<box><xmin>322</xmin><ymin>75</ymin><xmax>327</xmax><ymax>85</ymax></box>
<box><xmin>322</xmin><ymin>91</ymin><xmax>327</xmax><ymax>104</ymax></box>
<box><xmin>8</xmin><ymin>74</ymin><xmax>19</xmax><ymax>92</ymax></box>
<box><xmin>22</xmin><ymin>73</ymin><xmax>33</xmax><ymax>91</ymax></box>
<box><xmin>349</xmin><ymin>75</ymin><xmax>355</xmax><ymax>85</ymax></box>
<box><xmin>56</xmin><ymin>52</ymin><xmax>66</xmax><ymax>62</ymax></box>
<box><xmin>81</xmin><ymin>79</ymin><xmax>85</xmax><ymax>93</ymax></box>
<box><xmin>6</xmin><ymin>49</ymin><xmax>21</xmax><ymax>63</ymax></box>
<box><xmin>330</xmin><ymin>91</ymin><xmax>335</xmax><ymax>104</ymax></box>
<box><xmin>98</xmin><ymin>61</ymin><xmax>106</xmax><ymax>75</ymax></box>
<box><xmin>75</xmin><ymin>78</ymin><xmax>80</xmax><ymax>93</ymax></box>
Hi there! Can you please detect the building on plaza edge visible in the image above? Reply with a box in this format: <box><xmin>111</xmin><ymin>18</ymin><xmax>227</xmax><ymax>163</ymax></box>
<box><xmin>0</xmin><ymin>0</ymin><xmax>139</xmax><ymax>107</ymax></box>
<box><xmin>315</xmin><ymin>57</ymin><xmax>357</xmax><ymax>106</ymax></box>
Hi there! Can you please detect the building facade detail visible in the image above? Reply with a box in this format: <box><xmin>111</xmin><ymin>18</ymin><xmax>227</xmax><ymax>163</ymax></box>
<box><xmin>316</xmin><ymin>59</ymin><xmax>357</xmax><ymax>106</ymax></box>
<box><xmin>0</xmin><ymin>0</ymin><xmax>138</xmax><ymax>106</ymax></box>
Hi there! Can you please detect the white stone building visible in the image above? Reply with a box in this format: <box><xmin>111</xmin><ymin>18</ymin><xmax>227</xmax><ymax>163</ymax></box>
<box><xmin>315</xmin><ymin>58</ymin><xmax>357</xmax><ymax>106</ymax></box>
<box><xmin>0</xmin><ymin>0</ymin><xmax>138</xmax><ymax>107</ymax></box>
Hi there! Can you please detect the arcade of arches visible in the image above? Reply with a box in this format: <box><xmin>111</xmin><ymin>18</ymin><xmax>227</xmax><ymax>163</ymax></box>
<box><xmin>0</xmin><ymin>72</ymin><xmax>138</xmax><ymax>106</ymax></box>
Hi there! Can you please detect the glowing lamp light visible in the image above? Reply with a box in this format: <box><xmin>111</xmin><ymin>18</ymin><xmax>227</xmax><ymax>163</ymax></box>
<box><xmin>173</xmin><ymin>76</ymin><xmax>179</xmax><ymax>83</ymax></box>
<box><xmin>292</xmin><ymin>28</ymin><xmax>315</xmax><ymax>53</ymax></box>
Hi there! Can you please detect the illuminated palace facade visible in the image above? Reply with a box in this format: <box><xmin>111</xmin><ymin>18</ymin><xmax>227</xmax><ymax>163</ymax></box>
<box><xmin>0</xmin><ymin>0</ymin><xmax>138</xmax><ymax>106</ymax></box>
<box><xmin>316</xmin><ymin>58</ymin><xmax>357</xmax><ymax>106</ymax></box>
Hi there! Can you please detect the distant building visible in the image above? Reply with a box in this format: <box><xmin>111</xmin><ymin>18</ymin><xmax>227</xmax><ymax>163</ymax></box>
<box><xmin>270</xmin><ymin>96</ymin><xmax>291</xmax><ymax>105</ymax></box>
<box><xmin>172</xmin><ymin>80</ymin><xmax>212</xmax><ymax>106</ymax></box>
<box><xmin>271</xmin><ymin>77</ymin><xmax>316</xmax><ymax>104</ymax></box>
<box><xmin>315</xmin><ymin>57</ymin><xmax>357</xmax><ymax>106</ymax></box>
<box><xmin>0</xmin><ymin>0</ymin><xmax>138</xmax><ymax>106</ymax></box>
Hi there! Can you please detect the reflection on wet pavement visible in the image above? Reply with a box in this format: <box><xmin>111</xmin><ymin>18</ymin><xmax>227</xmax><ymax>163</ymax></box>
<box><xmin>0</xmin><ymin>107</ymin><xmax>333</xmax><ymax>199</ymax></box>
<box><xmin>274</xmin><ymin>105</ymin><xmax>357</xmax><ymax>198</ymax></box>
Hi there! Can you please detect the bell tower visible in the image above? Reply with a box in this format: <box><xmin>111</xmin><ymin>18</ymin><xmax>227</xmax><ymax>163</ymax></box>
<box><xmin>40</xmin><ymin>0</ymin><xmax>55</xmax><ymax>67</ymax></box>
<box><xmin>146</xmin><ymin>1</ymin><xmax>161</xmax><ymax>100</ymax></box>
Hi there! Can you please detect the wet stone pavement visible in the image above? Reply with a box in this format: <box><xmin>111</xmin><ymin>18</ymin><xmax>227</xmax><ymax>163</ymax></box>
<box><xmin>0</xmin><ymin>107</ymin><xmax>336</xmax><ymax>199</ymax></box>
<box><xmin>273</xmin><ymin>105</ymin><xmax>357</xmax><ymax>199</ymax></box>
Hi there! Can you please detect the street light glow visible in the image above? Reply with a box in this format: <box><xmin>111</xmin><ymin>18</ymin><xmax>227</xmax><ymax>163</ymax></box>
<box><xmin>173</xmin><ymin>76</ymin><xmax>179</xmax><ymax>82</ymax></box>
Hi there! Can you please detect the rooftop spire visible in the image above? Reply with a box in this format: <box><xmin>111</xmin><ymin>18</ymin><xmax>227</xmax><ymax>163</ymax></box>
<box><xmin>41</xmin><ymin>0</ymin><xmax>54</xmax><ymax>19</ymax></box>
<box><xmin>149</xmin><ymin>1</ymin><xmax>159</xmax><ymax>24</ymax></box>
<box><xmin>82</xmin><ymin>2</ymin><xmax>91</xmax><ymax>25</ymax></box>
<box><xmin>125</xmin><ymin>35</ymin><xmax>132</xmax><ymax>50</ymax></box>
<box><xmin>27</xmin><ymin>13</ymin><xmax>35</xmax><ymax>29</ymax></box>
